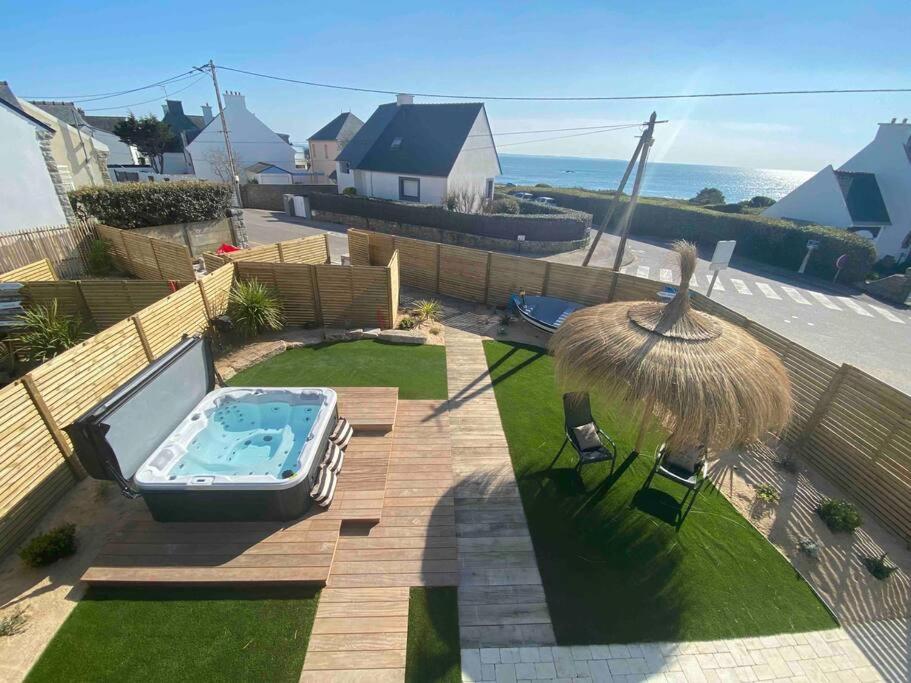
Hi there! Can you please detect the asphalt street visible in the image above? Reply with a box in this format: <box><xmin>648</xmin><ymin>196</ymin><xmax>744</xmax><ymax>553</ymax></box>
<box><xmin>243</xmin><ymin>209</ymin><xmax>910</xmax><ymax>394</ymax></box>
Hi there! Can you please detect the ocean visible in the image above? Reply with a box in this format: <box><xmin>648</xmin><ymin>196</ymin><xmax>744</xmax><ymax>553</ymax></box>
<box><xmin>498</xmin><ymin>154</ymin><xmax>813</xmax><ymax>203</ymax></box>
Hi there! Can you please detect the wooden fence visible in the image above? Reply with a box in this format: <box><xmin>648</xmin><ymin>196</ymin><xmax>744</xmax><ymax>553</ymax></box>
<box><xmin>234</xmin><ymin>249</ymin><xmax>398</xmax><ymax>329</ymax></box>
<box><xmin>21</xmin><ymin>280</ymin><xmax>187</xmax><ymax>330</ymax></box>
<box><xmin>97</xmin><ymin>224</ymin><xmax>195</xmax><ymax>281</ymax></box>
<box><xmin>0</xmin><ymin>221</ymin><xmax>95</xmax><ymax>280</ymax></box>
<box><xmin>0</xmin><ymin>264</ymin><xmax>235</xmax><ymax>557</ymax></box>
<box><xmin>0</xmin><ymin>259</ymin><xmax>58</xmax><ymax>283</ymax></box>
<box><xmin>349</xmin><ymin>228</ymin><xmax>911</xmax><ymax>543</ymax></box>
<box><xmin>202</xmin><ymin>234</ymin><xmax>331</xmax><ymax>273</ymax></box>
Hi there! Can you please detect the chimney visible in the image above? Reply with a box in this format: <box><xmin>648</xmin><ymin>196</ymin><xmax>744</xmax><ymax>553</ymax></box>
<box><xmin>396</xmin><ymin>93</ymin><xmax>414</xmax><ymax>106</ymax></box>
<box><xmin>166</xmin><ymin>100</ymin><xmax>184</xmax><ymax>116</ymax></box>
<box><xmin>903</xmin><ymin>118</ymin><xmax>908</xmax><ymax>124</ymax></box>
<box><xmin>223</xmin><ymin>91</ymin><xmax>246</xmax><ymax>110</ymax></box>
<box><xmin>162</xmin><ymin>103</ymin><xmax>169</xmax><ymax>116</ymax></box>
<box><xmin>202</xmin><ymin>103</ymin><xmax>213</xmax><ymax>125</ymax></box>
<box><xmin>890</xmin><ymin>118</ymin><xmax>897</xmax><ymax>123</ymax></box>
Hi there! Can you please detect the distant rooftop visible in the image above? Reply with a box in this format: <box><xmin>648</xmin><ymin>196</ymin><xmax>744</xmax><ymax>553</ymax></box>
<box><xmin>309</xmin><ymin>112</ymin><xmax>364</xmax><ymax>142</ymax></box>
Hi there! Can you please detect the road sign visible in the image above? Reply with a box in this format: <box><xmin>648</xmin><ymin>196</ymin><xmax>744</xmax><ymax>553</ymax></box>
<box><xmin>709</xmin><ymin>240</ymin><xmax>737</xmax><ymax>273</ymax></box>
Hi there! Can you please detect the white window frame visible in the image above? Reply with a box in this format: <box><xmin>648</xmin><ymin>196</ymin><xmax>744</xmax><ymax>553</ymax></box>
<box><xmin>399</xmin><ymin>176</ymin><xmax>420</xmax><ymax>202</ymax></box>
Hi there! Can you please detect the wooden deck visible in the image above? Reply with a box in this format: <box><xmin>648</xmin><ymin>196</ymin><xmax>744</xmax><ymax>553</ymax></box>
<box><xmin>82</xmin><ymin>387</ymin><xmax>398</xmax><ymax>585</ymax></box>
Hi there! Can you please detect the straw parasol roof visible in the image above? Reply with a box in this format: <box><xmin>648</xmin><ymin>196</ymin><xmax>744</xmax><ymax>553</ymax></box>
<box><xmin>549</xmin><ymin>241</ymin><xmax>791</xmax><ymax>452</ymax></box>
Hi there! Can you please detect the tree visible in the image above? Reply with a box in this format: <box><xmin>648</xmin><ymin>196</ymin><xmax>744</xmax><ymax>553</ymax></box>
<box><xmin>689</xmin><ymin>187</ymin><xmax>725</xmax><ymax>205</ymax></box>
<box><xmin>113</xmin><ymin>114</ymin><xmax>174</xmax><ymax>173</ymax></box>
<box><xmin>747</xmin><ymin>195</ymin><xmax>775</xmax><ymax>208</ymax></box>
<box><xmin>203</xmin><ymin>148</ymin><xmax>238</xmax><ymax>184</ymax></box>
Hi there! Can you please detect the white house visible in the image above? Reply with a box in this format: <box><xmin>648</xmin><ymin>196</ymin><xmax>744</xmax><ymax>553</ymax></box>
<box><xmin>187</xmin><ymin>91</ymin><xmax>295</xmax><ymax>184</ymax></box>
<box><xmin>0</xmin><ymin>94</ymin><xmax>70</xmax><ymax>232</ymax></box>
<box><xmin>764</xmin><ymin>120</ymin><xmax>911</xmax><ymax>261</ymax></box>
<box><xmin>308</xmin><ymin>112</ymin><xmax>363</xmax><ymax>184</ymax></box>
<box><xmin>79</xmin><ymin>114</ymin><xmax>146</xmax><ymax>166</ymax></box>
<box><xmin>335</xmin><ymin>95</ymin><xmax>501</xmax><ymax>205</ymax></box>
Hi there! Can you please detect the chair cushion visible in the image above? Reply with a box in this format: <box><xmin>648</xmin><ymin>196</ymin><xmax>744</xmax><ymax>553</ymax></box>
<box><xmin>310</xmin><ymin>467</ymin><xmax>337</xmax><ymax>506</ymax></box>
<box><xmin>573</xmin><ymin>423</ymin><xmax>601</xmax><ymax>451</ymax></box>
<box><xmin>321</xmin><ymin>443</ymin><xmax>345</xmax><ymax>473</ymax></box>
<box><xmin>579</xmin><ymin>447</ymin><xmax>613</xmax><ymax>464</ymax></box>
<box><xmin>664</xmin><ymin>445</ymin><xmax>704</xmax><ymax>475</ymax></box>
<box><xmin>329</xmin><ymin>418</ymin><xmax>353</xmax><ymax>449</ymax></box>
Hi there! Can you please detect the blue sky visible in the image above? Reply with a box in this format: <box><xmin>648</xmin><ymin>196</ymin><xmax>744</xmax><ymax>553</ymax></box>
<box><xmin>2</xmin><ymin>0</ymin><xmax>909</xmax><ymax>171</ymax></box>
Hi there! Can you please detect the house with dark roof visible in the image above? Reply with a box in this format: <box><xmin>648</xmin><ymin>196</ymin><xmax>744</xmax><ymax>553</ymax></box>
<box><xmin>0</xmin><ymin>84</ymin><xmax>73</xmax><ymax>231</ymax></box>
<box><xmin>335</xmin><ymin>95</ymin><xmax>501</xmax><ymax>206</ymax></box>
<box><xmin>307</xmin><ymin>112</ymin><xmax>363</xmax><ymax>184</ymax></box>
<box><xmin>764</xmin><ymin>120</ymin><xmax>911</xmax><ymax>261</ymax></box>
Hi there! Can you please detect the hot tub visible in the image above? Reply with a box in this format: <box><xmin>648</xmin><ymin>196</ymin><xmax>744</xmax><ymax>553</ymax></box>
<box><xmin>66</xmin><ymin>335</ymin><xmax>338</xmax><ymax>522</ymax></box>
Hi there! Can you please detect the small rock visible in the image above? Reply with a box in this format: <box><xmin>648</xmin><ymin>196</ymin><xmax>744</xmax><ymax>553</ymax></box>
<box><xmin>377</xmin><ymin>330</ymin><xmax>427</xmax><ymax>345</ymax></box>
<box><xmin>361</xmin><ymin>328</ymin><xmax>381</xmax><ymax>339</ymax></box>
<box><xmin>323</xmin><ymin>329</ymin><xmax>348</xmax><ymax>342</ymax></box>
<box><xmin>344</xmin><ymin>328</ymin><xmax>364</xmax><ymax>340</ymax></box>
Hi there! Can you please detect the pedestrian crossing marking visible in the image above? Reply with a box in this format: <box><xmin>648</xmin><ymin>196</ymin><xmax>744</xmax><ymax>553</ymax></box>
<box><xmin>839</xmin><ymin>298</ymin><xmax>873</xmax><ymax>317</ymax></box>
<box><xmin>636</xmin><ymin>265</ymin><xmax>650</xmax><ymax>278</ymax></box>
<box><xmin>659</xmin><ymin>268</ymin><xmax>673</xmax><ymax>282</ymax></box>
<box><xmin>706</xmin><ymin>274</ymin><xmax>725</xmax><ymax>291</ymax></box>
<box><xmin>868</xmin><ymin>304</ymin><xmax>906</xmax><ymax>324</ymax></box>
<box><xmin>780</xmin><ymin>286</ymin><xmax>811</xmax><ymax>305</ymax></box>
<box><xmin>755</xmin><ymin>283</ymin><xmax>781</xmax><ymax>300</ymax></box>
<box><xmin>730</xmin><ymin>278</ymin><xmax>752</xmax><ymax>295</ymax></box>
<box><xmin>808</xmin><ymin>291</ymin><xmax>841</xmax><ymax>310</ymax></box>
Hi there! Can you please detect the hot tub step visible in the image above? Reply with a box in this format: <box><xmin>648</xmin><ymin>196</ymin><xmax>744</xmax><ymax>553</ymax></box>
<box><xmin>334</xmin><ymin>387</ymin><xmax>398</xmax><ymax>433</ymax></box>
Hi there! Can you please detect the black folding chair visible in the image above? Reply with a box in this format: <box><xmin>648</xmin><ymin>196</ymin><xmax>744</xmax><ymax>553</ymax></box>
<box><xmin>550</xmin><ymin>392</ymin><xmax>618</xmax><ymax>477</ymax></box>
<box><xmin>642</xmin><ymin>442</ymin><xmax>707</xmax><ymax>523</ymax></box>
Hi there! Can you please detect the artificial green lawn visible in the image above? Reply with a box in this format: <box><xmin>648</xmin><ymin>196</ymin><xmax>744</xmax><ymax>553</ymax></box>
<box><xmin>229</xmin><ymin>340</ymin><xmax>448</xmax><ymax>400</ymax></box>
<box><xmin>406</xmin><ymin>587</ymin><xmax>461</xmax><ymax>683</ymax></box>
<box><xmin>483</xmin><ymin>340</ymin><xmax>836</xmax><ymax>644</ymax></box>
<box><xmin>27</xmin><ymin>586</ymin><xmax>319</xmax><ymax>682</ymax></box>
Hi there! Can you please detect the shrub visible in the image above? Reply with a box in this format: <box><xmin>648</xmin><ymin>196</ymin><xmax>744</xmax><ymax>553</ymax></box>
<box><xmin>412</xmin><ymin>299</ymin><xmax>442</xmax><ymax>322</ymax></box>
<box><xmin>342</xmin><ymin>187</ymin><xmax>357</xmax><ymax>196</ymax></box>
<box><xmin>534</xmin><ymin>183</ymin><xmax>552</xmax><ymax>188</ymax></box>
<box><xmin>19</xmin><ymin>524</ymin><xmax>77</xmax><ymax>567</ymax></box>
<box><xmin>0</xmin><ymin>607</ymin><xmax>28</xmax><ymax>637</ymax></box>
<box><xmin>86</xmin><ymin>239</ymin><xmax>115</xmax><ymax>276</ymax></box>
<box><xmin>487</xmin><ymin>197</ymin><xmax>520</xmax><ymax>214</ymax></box>
<box><xmin>398</xmin><ymin>316</ymin><xmax>417</xmax><ymax>330</ymax></box>
<box><xmin>754</xmin><ymin>483</ymin><xmax>780</xmax><ymax>504</ymax></box>
<box><xmin>69</xmin><ymin>181</ymin><xmax>233</xmax><ymax>229</ymax></box>
<box><xmin>816</xmin><ymin>498</ymin><xmax>862</xmax><ymax>534</ymax></box>
<box><xmin>15</xmin><ymin>301</ymin><xmax>85</xmax><ymax>362</ymax></box>
<box><xmin>690</xmin><ymin>187</ymin><xmax>725</xmax><ymax>205</ymax></box>
<box><xmin>748</xmin><ymin>195</ymin><xmax>776</xmax><ymax>208</ymax></box>
<box><xmin>502</xmin><ymin>185</ymin><xmax>876</xmax><ymax>280</ymax></box>
<box><xmin>705</xmin><ymin>202</ymin><xmax>744</xmax><ymax>214</ymax></box>
<box><xmin>228</xmin><ymin>279</ymin><xmax>283</xmax><ymax>337</ymax></box>
<box><xmin>863</xmin><ymin>553</ymin><xmax>897</xmax><ymax>580</ymax></box>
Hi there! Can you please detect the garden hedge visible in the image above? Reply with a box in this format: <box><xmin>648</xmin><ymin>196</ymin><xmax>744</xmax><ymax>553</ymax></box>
<box><xmin>505</xmin><ymin>186</ymin><xmax>877</xmax><ymax>281</ymax></box>
<box><xmin>70</xmin><ymin>181</ymin><xmax>233</xmax><ymax>229</ymax></box>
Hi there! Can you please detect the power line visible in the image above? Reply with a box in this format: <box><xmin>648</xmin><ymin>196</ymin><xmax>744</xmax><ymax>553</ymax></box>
<box><xmin>81</xmin><ymin>76</ymin><xmax>206</xmax><ymax>112</ymax></box>
<box><xmin>483</xmin><ymin>123</ymin><xmax>649</xmax><ymax>137</ymax></box>
<box><xmin>23</xmin><ymin>71</ymin><xmax>198</xmax><ymax>103</ymax></box>
<box><xmin>486</xmin><ymin>124</ymin><xmax>645</xmax><ymax>149</ymax></box>
<box><xmin>215</xmin><ymin>64</ymin><xmax>911</xmax><ymax>102</ymax></box>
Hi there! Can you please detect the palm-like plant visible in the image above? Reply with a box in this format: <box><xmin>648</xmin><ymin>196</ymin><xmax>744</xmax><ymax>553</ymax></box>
<box><xmin>228</xmin><ymin>279</ymin><xmax>283</xmax><ymax>337</ymax></box>
<box><xmin>16</xmin><ymin>301</ymin><xmax>85</xmax><ymax>363</ymax></box>
<box><xmin>411</xmin><ymin>299</ymin><xmax>442</xmax><ymax>323</ymax></box>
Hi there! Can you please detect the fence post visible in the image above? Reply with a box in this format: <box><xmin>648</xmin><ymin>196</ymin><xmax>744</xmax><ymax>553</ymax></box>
<box><xmin>74</xmin><ymin>281</ymin><xmax>94</xmax><ymax>327</ymax></box>
<box><xmin>20</xmin><ymin>375</ymin><xmax>86</xmax><ymax>479</ymax></box>
<box><xmin>119</xmin><ymin>230</ymin><xmax>134</xmax><ymax>273</ymax></box>
<box><xmin>131</xmin><ymin>315</ymin><xmax>155</xmax><ymax>362</ymax></box>
<box><xmin>435</xmin><ymin>243</ymin><xmax>441</xmax><ymax>294</ymax></box>
<box><xmin>197</xmin><ymin>280</ymin><xmax>213</xmax><ymax>321</ymax></box>
<box><xmin>483</xmin><ymin>251</ymin><xmax>492</xmax><ymax>305</ymax></box>
<box><xmin>150</xmin><ymin>238</ymin><xmax>165</xmax><ymax>279</ymax></box>
<box><xmin>323</xmin><ymin>233</ymin><xmax>331</xmax><ymax>264</ymax></box>
<box><xmin>797</xmin><ymin>364</ymin><xmax>850</xmax><ymax>452</ymax></box>
<box><xmin>277</xmin><ymin>242</ymin><xmax>285</xmax><ymax>263</ymax></box>
<box><xmin>310</xmin><ymin>265</ymin><xmax>324</xmax><ymax>326</ymax></box>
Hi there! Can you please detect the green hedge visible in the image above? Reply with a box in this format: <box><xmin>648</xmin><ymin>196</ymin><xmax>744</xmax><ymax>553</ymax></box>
<box><xmin>70</xmin><ymin>181</ymin><xmax>233</xmax><ymax>229</ymax></box>
<box><xmin>505</xmin><ymin>186</ymin><xmax>876</xmax><ymax>281</ymax></box>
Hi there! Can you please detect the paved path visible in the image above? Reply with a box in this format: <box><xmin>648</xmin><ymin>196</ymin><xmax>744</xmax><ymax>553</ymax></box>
<box><xmin>446</xmin><ymin>328</ymin><xmax>556</xmax><ymax>649</ymax></box>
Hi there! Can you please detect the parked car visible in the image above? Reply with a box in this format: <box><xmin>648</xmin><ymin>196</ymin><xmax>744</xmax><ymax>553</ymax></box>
<box><xmin>513</xmin><ymin>192</ymin><xmax>534</xmax><ymax>200</ymax></box>
<box><xmin>535</xmin><ymin>196</ymin><xmax>556</xmax><ymax>205</ymax></box>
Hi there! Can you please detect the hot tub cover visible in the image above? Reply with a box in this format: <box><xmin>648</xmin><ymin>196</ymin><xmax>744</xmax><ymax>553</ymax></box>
<box><xmin>65</xmin><ymin>335</ymin><xmax>217</xmax><ymax>494</ymax></box>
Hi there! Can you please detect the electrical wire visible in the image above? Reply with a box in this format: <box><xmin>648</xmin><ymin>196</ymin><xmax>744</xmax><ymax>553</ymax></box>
<box><xmin>215</xmin><ymin>64</ymin><xmax>911</xmax><ymax>102</ymax></box>
<box><xmin>22</xmin><ymin>71</ymin><xmax>198</xmax><ymax>103</ymax></box>
<box><xmin>81</xmin><ymin>76</ymin><xmax>206</xmax><ymax>112</ymax></box>
<box><xmin>482</xmin><ymin>123</ymin><xmax>651</xmax><ymax>137</ymax></box>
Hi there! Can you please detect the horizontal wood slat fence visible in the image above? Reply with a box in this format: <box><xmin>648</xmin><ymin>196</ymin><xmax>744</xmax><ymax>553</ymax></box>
<box><xmin>201</xmin><ymin>234</ymin><xmax>330</xmax><ymax>273</ymax></box>
<box><xmin>0</xmin><ymin>221</ymin><xmax>95</xmax><ymax>280</ymax></box>
<box><xmin>0</xmin><ymin>259</ymin><xmax>58</xmax><ymax>283</ymax></box>
<box><xmin>349</xmin><ymin>228</ymin><xmax>911</xmax><ymax>543</ymax></box>
<box><xmin>21</xmin><ymin>280</ymin><xmax>188</xmax><ymax>330</ymax></box>
<box><xmin>96</xmin><ymin>224</ymin><xmax>195</xmax><ymax>281</ymax></box>
<box><xmin>234</xmin><ymin>249</ymin><xmax>398</xmax><ymax>329</ymax></box>
<box><xmin>0</xmin><ymin>264</ymin><xmax>235</xmax><ymax>558</ymax></box>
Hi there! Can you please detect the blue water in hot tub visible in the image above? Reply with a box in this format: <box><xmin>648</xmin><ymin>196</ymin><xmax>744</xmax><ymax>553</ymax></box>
<box><xmin>174</xmin><ymin>398</ymin><xmax>318</xmax><ymax>479</ymax></box>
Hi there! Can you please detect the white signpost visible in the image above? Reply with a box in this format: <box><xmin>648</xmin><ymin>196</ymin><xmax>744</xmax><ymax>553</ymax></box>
<box><xmin>707</xmin><ymin>240</ymin><xmax>736</xmax><ymax>297</ymax></box>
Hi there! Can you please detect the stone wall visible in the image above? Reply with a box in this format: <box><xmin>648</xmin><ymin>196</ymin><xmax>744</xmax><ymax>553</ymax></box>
<box><xmin>862</xmin><ymin>268</ymin><xmax>911</xmax><ymax>305</ymax></box>
<box><xmin>241</xmin><ymin>183</ymin><xmax>339</xmax><ymax>211</ymax></box>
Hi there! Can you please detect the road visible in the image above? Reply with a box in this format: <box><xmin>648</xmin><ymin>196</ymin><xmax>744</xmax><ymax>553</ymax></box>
<box><xmin>243</xmin><ymin>209</ymin><xmax>910</xmax><ymax>394</ymax></box>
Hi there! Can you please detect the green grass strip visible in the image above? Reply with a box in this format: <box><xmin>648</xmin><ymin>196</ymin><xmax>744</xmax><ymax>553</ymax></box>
<box><xmin>406</xmin><ymin>587</ymin><xmax>460</xmax><ymax>683</ymax></box>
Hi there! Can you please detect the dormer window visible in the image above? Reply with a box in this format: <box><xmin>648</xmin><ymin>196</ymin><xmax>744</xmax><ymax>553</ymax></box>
<box><xmin>390</xmin><ymin>137</ymin><xmax>403</xmax><ymax>150</ymax></box>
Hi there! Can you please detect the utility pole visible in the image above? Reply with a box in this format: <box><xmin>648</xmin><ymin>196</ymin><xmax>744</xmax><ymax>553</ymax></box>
<box><xmin>582</xmin><ymin>133</ymin><xmax>646</xmax><ymax>266</ymax></box>
<box><xmin>606</xmin><ymin>111</ymin><xmax>657</xmax><ymax>302</ymax></box>
<box><xmin>197</xmin><ymin>60</ymin><xmax>243</xmax><ymax>207</ymax></box>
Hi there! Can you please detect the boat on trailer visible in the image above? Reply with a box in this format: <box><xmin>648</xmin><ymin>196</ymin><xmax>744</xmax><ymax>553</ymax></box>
<box><xmin>509</xmin><ymin>291</ymin><xmax>585</xmax><ymax>333</ymax></box>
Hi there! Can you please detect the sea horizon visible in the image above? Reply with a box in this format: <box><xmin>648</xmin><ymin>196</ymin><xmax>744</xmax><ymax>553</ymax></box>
<box><xmin>497</xmin><ymin>153</ymin><xmax>814</xmax><ymax>203</ymax></box>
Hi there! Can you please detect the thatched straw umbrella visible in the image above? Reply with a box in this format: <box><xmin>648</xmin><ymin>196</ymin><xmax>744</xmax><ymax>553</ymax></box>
<box><xmin>550</xmin><ymin>242</ymin><xmax>791</xmax><ymax>454</ymax></box>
